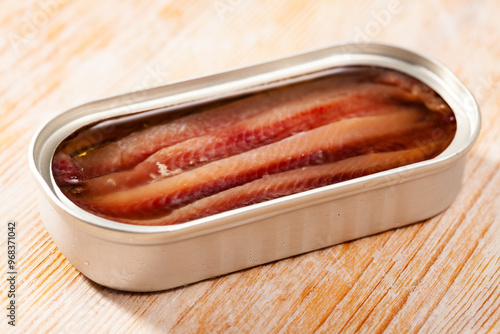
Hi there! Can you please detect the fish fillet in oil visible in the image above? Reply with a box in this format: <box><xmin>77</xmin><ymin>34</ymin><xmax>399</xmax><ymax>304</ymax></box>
<box><xmin>52</xmin><ymin>67</ymin><xmax>456</xmax><ymax>225</ymax></box>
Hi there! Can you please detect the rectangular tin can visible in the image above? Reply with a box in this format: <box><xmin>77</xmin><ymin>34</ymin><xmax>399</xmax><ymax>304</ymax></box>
<box><xmin>29</xmin><ymin>43</ymin><xmax>480</xmax><ymax>292</ymax></box>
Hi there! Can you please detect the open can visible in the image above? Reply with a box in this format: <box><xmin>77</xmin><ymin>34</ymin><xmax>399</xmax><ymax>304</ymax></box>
<box><xmin>29</xmin><ymin>43</ymin><xmax>480</xmax><ymax>292</ymax></box>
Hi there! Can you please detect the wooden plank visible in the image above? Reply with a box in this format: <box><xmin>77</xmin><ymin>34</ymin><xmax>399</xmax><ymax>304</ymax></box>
<box><xmin>0</xmin><ymin>0</ymin><xmax>499</xmax><ymax>332</ymax></box>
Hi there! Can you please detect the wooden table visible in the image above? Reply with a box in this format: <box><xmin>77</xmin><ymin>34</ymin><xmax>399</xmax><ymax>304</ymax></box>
<box><xmin>1</xmin><ymin>1</ymin><xmax>499</xmax><ymax>332</ymax></box>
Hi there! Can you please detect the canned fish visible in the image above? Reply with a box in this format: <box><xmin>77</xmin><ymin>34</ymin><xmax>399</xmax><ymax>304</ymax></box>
<box><xmin>29</xmin><ymin>43</ymin><xmax>480</xmax><ymax>291</ymax></box>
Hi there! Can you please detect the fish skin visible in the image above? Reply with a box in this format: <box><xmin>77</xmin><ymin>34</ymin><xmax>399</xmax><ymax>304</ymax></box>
<box><xmin>52</xmin><ymin>152</ymin><xmax>88</xmax><ymax>191</ymax></box>
<box><xmin>70</xmin><ymin>73</ymin><xmax>365</xmax><ymax>178</ymax></box>
<box><xmin>114</xmin><ymin>145</ymin><xmax>441</xmax><ymax>226</ymax></box>
<box><xmin>82</xmin><ymin>91</ymin><xmax>401</xmax><ymax>196</ymax></box>
<box><xmin>64</xmin><ymin>67</ymin><xmax>439</xmax><ymax>180</ymax></box>
<box><xmin>75</xmin><ymin>109</ymin><xmax>434</xmax><ymax>219</ymax></box>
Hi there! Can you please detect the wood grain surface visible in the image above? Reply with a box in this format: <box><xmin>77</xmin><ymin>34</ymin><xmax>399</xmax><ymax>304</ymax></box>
<box><xmin>1</xmin><ymin>0</ymin><xmax>499</xmax><ymax>333</ymax></box>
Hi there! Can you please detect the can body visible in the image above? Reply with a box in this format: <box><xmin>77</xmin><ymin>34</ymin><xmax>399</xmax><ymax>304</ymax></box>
<box><xmin>30</xmin><ymin>43</ymin><xmax>480</xmax><ymax>292</ymax></box>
